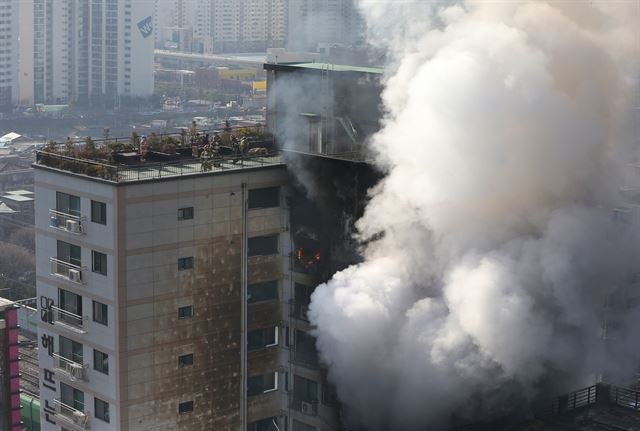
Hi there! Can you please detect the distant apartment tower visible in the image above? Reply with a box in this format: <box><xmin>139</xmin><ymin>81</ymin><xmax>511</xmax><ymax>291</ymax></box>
<box><xmin>34</xmin><ymin>141</ymin><xmax>340</xmax><ymax>430</ymax></box>
<box><xmin>0</xmin><ymin>0</ymin><xmax>19</xmax><ymax>111</ymax></box>
<box><xmin>154</xmin><ymin>0</ymin><xmax>286</xmax><ymax>54</ymax></box>
<box><xmin>26</xmin><ymin>0</ymin><xmax>154</xmax><ymax>105</ymax></box>
<box><xmin>288</xmin><ymin>0</ymin><xmax>364</xmax><ymax>52</ymax></box>
<box><xmin>214</xmin><ymin>0</ymin><xmax>287</xmax><ymax>53</ymax></box>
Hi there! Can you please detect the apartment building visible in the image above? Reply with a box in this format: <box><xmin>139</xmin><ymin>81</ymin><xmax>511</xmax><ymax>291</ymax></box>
<box><xmin>34</xmin><ymin>138</ymin><xmax>339</xmax><ymax>430</ymax></box>
<box><xmin>287</xmin><ymin>0</ymin><xmax>364</xmax><ymax>52</ymax></box>
<box><xmin>25</xmin><ymin>0</ymin><xmax>153</xmax><ymax>106</ymax></box>
<box><xmin>0</xmin><ymin>297</ymin><xmax>20</xmax><ymax>431</ymax></box>
<box><xmin>0</xmin><ymin>0</ymin><xmax>19</xmax><ymax>111</ymax></box>
<box><xmin>154</xmin><ymin>0</ymin><xmax>287</xmax><ymax>54</ymax></box>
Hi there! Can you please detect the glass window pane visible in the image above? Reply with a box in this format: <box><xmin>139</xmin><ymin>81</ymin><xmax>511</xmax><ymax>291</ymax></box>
<box><xmin>248</xmin><ymin>187</ymin><xmax>280</xmax><ymax>209</ymax></box>
<box><xmin>248</xmin><ymin>235</ymin><xmax>279</xmax><ymax>257</ymax></box>
<box><xmin>247</xmin><ymin>280</ymin><xmax>278</xmax><ymax>303</ymax></box>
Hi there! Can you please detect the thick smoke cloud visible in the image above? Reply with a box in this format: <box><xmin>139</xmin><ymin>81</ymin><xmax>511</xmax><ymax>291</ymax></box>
<box><xmin>308</xmin><ymin>1</ymin><xmax>640</xmax><ymax>429</ymax></box>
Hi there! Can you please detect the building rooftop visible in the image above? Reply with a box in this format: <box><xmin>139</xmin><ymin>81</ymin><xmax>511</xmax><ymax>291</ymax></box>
<box><xmin>264</xmin><ymin>62</ymin><xmax>384</xmax><ymax>75</ymax></box>
<box><xmin>0</xmin><ymin>202</ymin><xmax>16</xmax><ymax>214</ymax></box>
<box><xmin>33</xmin><ymin>127</ymin><xmax>285</xmax><ymax>184</ymax></box>
<box><xmin>2</xmin><ymin>194</ymin><xmax>34</xmax><ymax>202</ymax></box>
<box><xmin>4</xmin><ymin>189</ymin><xmax>33</xmax><ymax>196</ymax></box>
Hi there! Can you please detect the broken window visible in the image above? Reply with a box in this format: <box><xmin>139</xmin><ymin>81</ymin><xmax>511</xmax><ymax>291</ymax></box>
<box><xmin>248</xmin><ymin>234</ymin><xmax>279</xmax><ymax>257</ymax></box>
<box><xmin>248</xmin><ymin>187</ymin><xmax>280</xmax><ymax>209</ymax></box>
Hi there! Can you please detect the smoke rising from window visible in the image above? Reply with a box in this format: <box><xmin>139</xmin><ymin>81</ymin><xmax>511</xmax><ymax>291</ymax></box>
<box><xmin>308</xmin><ymin>1</ymin><xmax>640</xmax><ymax>429</ymax></box>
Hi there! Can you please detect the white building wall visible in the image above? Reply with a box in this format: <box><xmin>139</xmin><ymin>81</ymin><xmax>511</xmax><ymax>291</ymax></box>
<box><xmin>127</xmin><ymin>0</ymin><xmax>155</xmax><ymax>97</ymax></box>
<box><xmin>35</xmin><ymin>170</ymin><xmax>120</xmax><ymax>431</ymax></box>
<box><xmin>18</xmin><ymin>0</ymin><xmax>34</xmax><ymax>106</ymax></box>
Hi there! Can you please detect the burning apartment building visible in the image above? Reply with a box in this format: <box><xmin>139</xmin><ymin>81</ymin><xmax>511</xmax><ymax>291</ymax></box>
<box><xmin>30</xmin><ymin>60</ymin><xmax>384</xmax><ymax>431</ymax></box>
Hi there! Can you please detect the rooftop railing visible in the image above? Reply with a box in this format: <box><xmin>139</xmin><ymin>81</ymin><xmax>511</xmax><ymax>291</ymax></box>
<box><xmin>537</xmin><ymin>383</ymin><xmax>640</xmax><ymax>418</ymax></box>
<box><xmin>33</xmin><ymin>125</ymin><xmax>284</xmax><ymax>183</ymax></box>
<box><xmin>36</xmin><ymin>150</ymin><xmax>283</xmax><ymax>183</ymax></box>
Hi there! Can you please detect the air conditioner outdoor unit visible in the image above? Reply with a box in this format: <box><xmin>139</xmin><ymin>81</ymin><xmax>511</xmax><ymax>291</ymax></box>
<box><xmin>66</xmin><ymin>219</ymin><xmax>81</xmax><ymax>233</ymax></box>
<box><xmin>69</xmin><ymin>269</ymin><xmax>82</xmax><ymax>283</ymax></box>
<box><xmin>300</xmin><ymin>401</ymin><xmax>313</xmax><ymax>415</ymax></box>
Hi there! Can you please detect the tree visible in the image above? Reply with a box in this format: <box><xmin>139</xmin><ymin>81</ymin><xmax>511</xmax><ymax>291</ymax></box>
<box><xmin>8</xmin><ymin>227</ymin><xmax>35</xmax><ymax>251</ymax></box>
<box><xmin>0</xmin><ymin>241</ymin><xmax>34</xmax><ymax>278</ymax></box>
<box><xmin>0</xmin><ymin>241</ymin><xmax>35</xmax><ymax>300</ymax></box>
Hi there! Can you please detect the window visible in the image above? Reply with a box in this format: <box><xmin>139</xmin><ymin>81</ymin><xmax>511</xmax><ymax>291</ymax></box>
<box><xmin>247</xmin><ymin>327</ymin><xmax>278</xmax><ymax>351</ymax></box>
<box><xmin>294</xmin><ymin>330</ymin><xmax>319</xmax><ymax>368</ymax></box>
<box><xmin>247</xmin><ymin>372</ymin><xmax>278</xmax><ymax>396</ymax></box>
<box><xmin>56</xmin><ymin>191</ymin><xmax>80</xmax><ymax>216</ymax></box>
<box><xmin>294</xmin><ymin>375</ymin><xmax>318</xmax><ymax>403</ymax></box>
<box><xmin>322</xmin><ymin>384</ymin><xmax>339</xmax><ymax>406</ymax></box>
<box><xmin>178</xmin><ymin>257</ymin><xmax>194</xmax><ymax>270</ymax></box>
<box><xmin>247</xmin><ymin>280</ymin><xmax>278</xmax><ymax>303</ymax></box>
<box><xmin>248</xmin><ymin>417</ymin><xmax>279</xmax><ymax>431</ymax></box>
<box><xmin>92</xmin><ymin>251</ymin><xmax>107</xmax><ymax>275</ymax></box>
<box><xmin>178</xmin><ymin>400</ymin><xmax>193</xmax><ymax>414</ymax></box>
<box><xmin>60</xmin><ymin>382</ymin><xmax>84</xmax><ymax>411</ymax></box>
<box><xmin>59</xmin><ymin>289</ymin><xmax>82</xmax><ymax>317</ymax></box>
<box><xmin>57</xmin><ymin>240</ymin><xmax>81</xmax><ymax>266</ymax></box>
<box><xmin>59</xmin><ymin>336</ymin><xmax>83</xmax><ymax>363</ymax></box>
<box><xmin>178</xmin><ymin>305</ymin><xmax>193</xmax><ymax>319</ymax></box>
<box><xmin>178</xmin><ymin>353</ymin><xmax>193</xmax><ymax>367</ymax></box>
<box><xmin>248</xmin><ymin>235</ymin><xmax>278</xmax><ymax>257</ymax></box>
<box><xmin>248</xmin><ymin>187</ymin><xmax>280</xmax><ymax>209</ymax></box>
<box><xmin>93</xmin><ymin>301</ymin><xmax>108</xmax><ymax>326</ymax></box>
<box><xmin>95</xmin><ymin>397</ymin><xmax>110</xmax><ymax>422</ymax></box>
<box><xmin>178</xmin><ymin>207</ymin><xmax>193</xmax><ymax>220</ymax></box>
<box><xmin>94</xmin><ymin>349</ymin><xmax>108</xmax><ymax>374</ymax></box>
<box><xmin>294</xmin><ymin>283</ymin><xmax>313</xmax><ymax>321</ymax></box>
<box><xmin>91</xmin><ymin>200</ymin><xmax>106</xmax><ymax>224</ymax></box>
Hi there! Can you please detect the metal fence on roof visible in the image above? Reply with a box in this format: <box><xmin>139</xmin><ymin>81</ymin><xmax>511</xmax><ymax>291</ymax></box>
<box><xmin>35</xmin><ymin>151</ymin><xmax>283</xmax><ymax>183</ymax></box>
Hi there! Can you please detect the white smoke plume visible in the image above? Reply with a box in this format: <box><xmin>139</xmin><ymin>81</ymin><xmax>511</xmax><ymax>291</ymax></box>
<box><xmin>308</xmin><ymin>1</ymin><xmax>640</xmax><ymax>429</ymax></box>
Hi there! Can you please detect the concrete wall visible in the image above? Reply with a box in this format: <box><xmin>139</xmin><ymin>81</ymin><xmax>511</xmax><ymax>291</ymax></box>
<box><xmin>118</xmin><ymin>167</ymin><xmax>288</xmax><ymax>430</ymax></box>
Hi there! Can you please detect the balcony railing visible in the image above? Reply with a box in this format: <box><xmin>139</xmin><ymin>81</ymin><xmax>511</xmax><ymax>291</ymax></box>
<box><xmin>51</xmin><ymin>306</ymin><xmax>87</xmax><ymax>334</ymax></box>
<box><xmin>292</xmin><ymin>349</ymin><xmax>320</xmax><ymax>369</ymax></box>
<box><xmin>52</xmin><ymin>353</ymin><xmax>88</xmax><ymax>382</ymax></box>
<box><xmin>290</xmin><ymin>397</ymin><xmax>318</xmax><ymax>416</ymax></box>
<box><xmin>53</xmin><ymin>399</ymin><xmax>89</xmax><ymax>431</ymax></box>
<box><xmin>290</xmin><ymin>300</ymin><xmax>310</xmax><ymax>322</ymax></box>
<box><xmin>49</xmin><ymin>209</ymin><xmax>85</xmax><ymax>234</ymax></box>
<box><xmin>50</xmin><ymin>257</ymin><xmax>86</xmax><ymax>284</ymax></box>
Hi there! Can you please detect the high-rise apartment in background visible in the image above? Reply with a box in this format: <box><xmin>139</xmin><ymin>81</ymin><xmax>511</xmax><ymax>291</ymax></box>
<box><xmin>288</xmin><ymin>0</ymin><xmax>364</xmax><ymax>52</ymax></box>
<box><xmin>0</xmin><ymin>0</ymin><xmax>19</xmax><ymax>112</ymax></box>
<box><xmin>154</xmin><ymin>0</ymin><xmax>287</xmax><ymax>54</ymax></box>
<box><xmin>23</xmin><ymin>0</ymin><xmax>154</xmax><ymax>106</ymax></box>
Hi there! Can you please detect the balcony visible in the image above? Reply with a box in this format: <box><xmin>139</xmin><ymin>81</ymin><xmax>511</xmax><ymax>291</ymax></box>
<box><xmin>50</xmin><ymin>257</ymin><xmax>86</xmax><ymax>284</ymax></box>
<box><xmin>52</xmin><ymin>353</ymin><xmax>88</xmax><ymax>382</ymax></box>
<box><xmin>53</xmin><ymin>399</ymin><xmax>90</xmax><ymax>431</ymax></box>
<box><xmin>51</xmin><ymin>306</ymin><xmax>88</xmax><ymax>334</ymax></box>
<box><xmin>290</xmin><ymin>300</ymin><xmax>310</xmax><ymax>322</ymax></box>
<box><xmin>290</xmin><ymin>397</ymin><xmax>318</xmax><ymax>416</ymax></box>
<box><xmin>49</xmin><ymin>209</ymin><xmax>86</xmax><ymax>234</ymax></box>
